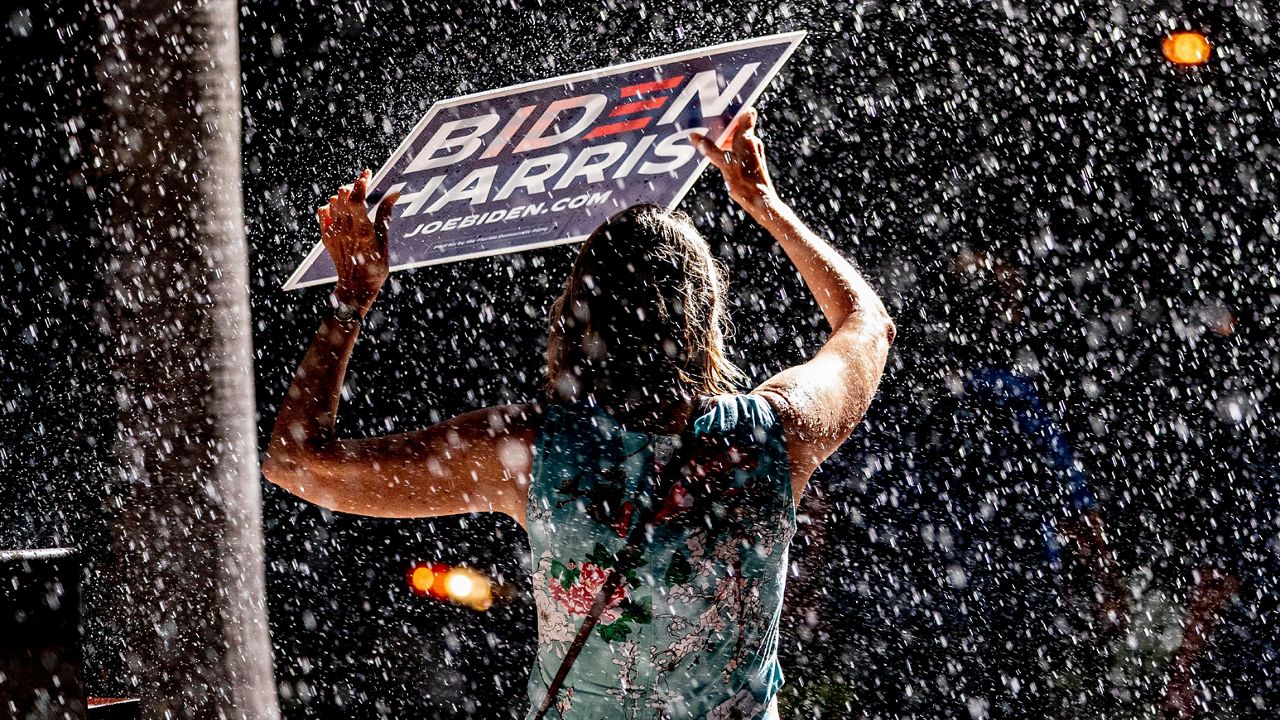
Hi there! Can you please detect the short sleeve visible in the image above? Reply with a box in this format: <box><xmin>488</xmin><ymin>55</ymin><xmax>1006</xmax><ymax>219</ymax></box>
<box><xmin>693</xmin><ymin>394</ymin><xmax>777</xmax><ymax>435</ymax></box>
<box><xmin>692</xmin><ymin>394</ymin><xmax>793</xmax><ymax>517</ymax></box>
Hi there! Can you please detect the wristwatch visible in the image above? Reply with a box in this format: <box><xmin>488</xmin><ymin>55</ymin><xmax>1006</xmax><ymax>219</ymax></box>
<box><xmin>333</xmin><ymin>300</ymin><xmax>361</xmax><ymax>328</ymax></box>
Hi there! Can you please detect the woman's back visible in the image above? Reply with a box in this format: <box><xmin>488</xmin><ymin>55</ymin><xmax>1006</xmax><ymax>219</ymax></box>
<box><xmin>264</xmin><ymin>110</ymin><xmax>893</xmax><ymax>719</ymax></box>
<box><xmin>526</xmin><ymin>393</ymin><xmax>794</xmax><ymax>719</ymax></box>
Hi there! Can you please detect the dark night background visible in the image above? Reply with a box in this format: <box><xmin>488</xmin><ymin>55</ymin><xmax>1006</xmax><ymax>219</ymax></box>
<box><xmin>2</xmin><ymin>0</ymin><xmax>1278</xmax><ymax>718</ymax></box>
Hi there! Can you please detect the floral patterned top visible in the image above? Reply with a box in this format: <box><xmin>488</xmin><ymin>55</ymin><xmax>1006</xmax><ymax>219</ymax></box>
<box><xmin>525</xmin><ymin>393</ymin><xmax>795</xmax><ymax>720</ymax></box>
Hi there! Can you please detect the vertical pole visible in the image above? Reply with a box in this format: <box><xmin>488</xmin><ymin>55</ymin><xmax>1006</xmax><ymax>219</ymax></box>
<box><xmin>95</xmin><ymin>1</ymin><xmax>279</xmax><ymax>718</ymax></box>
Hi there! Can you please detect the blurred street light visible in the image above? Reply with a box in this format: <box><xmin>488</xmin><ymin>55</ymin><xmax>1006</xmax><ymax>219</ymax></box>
<box><xmin>406</xmin><ymin>562</ymin><xmax>494</xmax><ymax>611</ymax></box>
<box><xmin>1162</xmin><ymin>31</ymin><xmax>1211</xmax><ymax>66</ymax></box>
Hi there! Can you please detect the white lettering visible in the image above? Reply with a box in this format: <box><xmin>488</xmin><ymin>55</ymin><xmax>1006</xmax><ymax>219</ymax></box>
<box><xmin>514</xmin><ymin>94</ymin><xmax>608</xmax><ymax>153</ymax></box>
<box><xmin>494</xmin><ymin>153</ymin><xmax>568</xmax><ymax>201</ymax></box>
<box><xmin>404</xmin><ymin>114</ymin><xmax>500</xmax><ymax>173</ymax></box>
<box><xmin>550</xmin><ymin>192</ymin><xmax>611</xmax><ymax>211</ymax></box>
<box><xmin>612</xmin><ymin>135</ymin><xmax>657</xmax><ymax>180</ymax></box>
<box><xmin>427</xmin><ymin>166</ymin><xmax>497</xmax><ymax>213</ymax></box>
<box><xmin>552</xmin><ymin>142</ymin><xmax>628</xmax><ymax>191</ymax></box>
<box><xmin>657</xmin><ymin>63</ymin><xmax>761</xmax><ymax>125</ymax></box>
<box><xmin>639</xmin><ymin>130</ymin><xmax>698</xmax><ymax>175</ymax></box>
<box><xmin>396</xmin><ymin>175</ymin><xmax>446</xmax><ymax>217</ymax></box>
<box><xmin>480</xmin><ymin>105</ymin><xmax>536</xmax><ymax>160</ymax></box>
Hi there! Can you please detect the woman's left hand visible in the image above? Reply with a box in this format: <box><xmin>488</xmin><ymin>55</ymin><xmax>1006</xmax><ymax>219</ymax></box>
<box><xmin>690</xmin><ymin>108</ymin><xmax>777</xmax><ymax>213</ymax></box>
<box><xmin>318</xmin><ymin>169</ymin><xmax>400</xmax><ymax>316</ymax></box>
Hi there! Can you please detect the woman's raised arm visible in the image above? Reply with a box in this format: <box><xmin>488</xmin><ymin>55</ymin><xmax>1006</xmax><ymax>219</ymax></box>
<box><xmin>692</xmin><ymin>111</ymin><xmax>895</xmax><ymax>501</ymax></box>
<box><xmin>262</xmin><ymin>170</ymin><xmax>534</xmax><ymax>523</ymax></box>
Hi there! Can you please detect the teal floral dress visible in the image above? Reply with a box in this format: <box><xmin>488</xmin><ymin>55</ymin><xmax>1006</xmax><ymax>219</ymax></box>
<box><xmin>525</xmin><ymin>394</ymin><xmax>795</xmax><ymax>720</ymax></box>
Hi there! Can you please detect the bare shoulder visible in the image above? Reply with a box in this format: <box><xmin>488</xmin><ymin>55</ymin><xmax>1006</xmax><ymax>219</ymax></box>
<box><xmin>748</xmin><ymin>387</ymin><xmax>819</xmax><ymax>497</ymax></box>
<box><xmin>443</xmin><ymin>402</ymin><xmax>540</xmax><ymax>441</ymax></box>
<box><xmin>441</xmin><ymin>402</ymin><xmax>540</xmax><ymax>473</ymax></box>
<box><xmin>423</xmin><ymin>402</ymin><xmax>541</xmax><ymax>526</ymax></box>
<box><xmin>751</xmin><ymin>315</ymin><xmax>894</xmax><ymax>499</ymax></box>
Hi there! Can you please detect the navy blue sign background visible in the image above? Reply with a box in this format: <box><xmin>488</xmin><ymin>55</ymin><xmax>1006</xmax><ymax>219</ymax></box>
<box><xmin>285</xmin><ymin>32</ymin><xmax>805</xmax><ymax>290</ymax></box>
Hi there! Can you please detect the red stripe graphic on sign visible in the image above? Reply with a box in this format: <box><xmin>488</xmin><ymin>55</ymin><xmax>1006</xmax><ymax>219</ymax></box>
<box><xmin>583</xmin><ymin>117</ymin><xmax>653</xmax><ymax>139</ymax></box>
<box><xmin>620</xmin><ymin>75</ymin><xmax>685</xmax><ymax>97</ymax></box>
<box><xmin>609</xmin><ymin>97</ymin><xmax>669</xmax><ymax>117</ymax></box>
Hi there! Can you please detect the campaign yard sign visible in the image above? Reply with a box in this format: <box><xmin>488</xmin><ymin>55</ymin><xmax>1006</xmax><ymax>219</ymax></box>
<box><xmin>283</xmin><ymin>31</ymin><xmax>806</xmax><ymax>290</ymax></box>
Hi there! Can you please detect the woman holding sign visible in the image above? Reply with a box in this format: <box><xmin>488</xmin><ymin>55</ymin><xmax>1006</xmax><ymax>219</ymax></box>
<box><xmin>264</xmin><ymin>109</ymin><xmax>894</xmax><ymax>719</ymax></box>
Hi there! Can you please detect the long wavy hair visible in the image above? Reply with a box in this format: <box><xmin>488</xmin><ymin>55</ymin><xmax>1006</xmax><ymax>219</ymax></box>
<box><xmin>544</xmin><ymin>204</ymin><xmax>747</xmax><ymax>406</ymax></box>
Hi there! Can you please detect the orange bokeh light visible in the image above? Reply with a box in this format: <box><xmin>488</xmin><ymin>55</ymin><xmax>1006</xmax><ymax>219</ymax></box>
<box><xmin>408</xmin><ymin>565</ymin><xmax>434</xmax><ymax>595</ymax></box>
<box><xmin>406</xmin><ymin>562</ymin><xmax>494</xmax><ymax>610</ymax></box>
<box><xmin>1162</xmin><ymin>31</ymin><xmax>1211</xmax><ymax>66</ymax></box>
<box><xmin>407</xmin><ymin>562</ymin><xmax>450</xmax><ymax>598</ymax></box>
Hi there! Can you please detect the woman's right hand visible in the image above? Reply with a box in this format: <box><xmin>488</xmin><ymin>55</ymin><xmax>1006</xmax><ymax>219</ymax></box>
<box><xmin>691</xmin><ymin>108</ymin><xmax>778</xmax><ymax>213</ymax></box>
<box><xmin>318</xmin><ymin>169</ymin><xmax>401</xmax><ymax>317</ymax></box>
